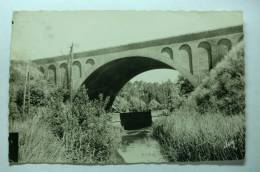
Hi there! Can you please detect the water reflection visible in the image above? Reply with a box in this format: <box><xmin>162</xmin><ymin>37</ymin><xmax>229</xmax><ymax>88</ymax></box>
<box><xmin>118</xmin><ymin>127</ymin><xmax>168</xmax><ymax>163</ymax></box>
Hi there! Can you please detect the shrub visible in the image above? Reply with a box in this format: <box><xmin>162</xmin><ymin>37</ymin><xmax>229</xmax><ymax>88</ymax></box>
<box><xmin>175</xmin><ymin>75</ymin><xmax>194</xmax><ymax>97</ymax></box>
<box><xmin>9</xmin><ymin>61</ymin><xmax>122</xmax><ymax>164</ymax></box>
<box><xmin>63</xmin><ymin>88</ymin><xmax>121</xmax><ymax>163</ymax></box>
<box><xmin>9</xmin><ymin>61</ymin><xmax>55</xmax><ymax>120</ymax></box>
<box><xmin>45</xmin><ymin>87</ymin><xmax>122</xmax><ymax>163</ymax></box>
<box><xmin>112</xmin><ymin>96</ymin><xmax>129</xmax><ymax>112</ymax></box>
<box><xmin>128</xmin><ymin>96</ymin><xmax>148</xmax><ymax>112</ymax></box>
<box><xmin>152</xmin><ymin>40</ymin><xmax>245</xmax><ymax>162</ymax></box>
<box><xmin>148</xmin><ymin>99</ymin><xmax>161</xmax><ymax>110</ymax></box>
<box><xmin>190</xmin><ymin>41</ymin><xmax>245</xmax><ymax>115</ymax></box>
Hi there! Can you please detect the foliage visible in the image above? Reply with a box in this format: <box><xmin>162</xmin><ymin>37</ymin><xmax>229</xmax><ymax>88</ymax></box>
<box><xmin>112</xmin><ymin>96</ymin><xmax>129</xmax><ymax>112</ymax></box>
<box><xmin>44</xmin><ymin>87</ymin><xmax>122</xmax><ymax>163</ymax></box>
<box><xmin>9</xmin><ymin>39</ymin><xmax>245</xmax><ymax>163</ymax></box>
<box><xmin>190</xmin><ymin>41</ymin><xmax>245</xmax><ymax>115</ymax></box>
<box><xmin>128</xmin><ymin>96</ymin><xmax>148</xmax><ymax>112</ymax></box>
<box><xmin>152</xmin><ymin>40</ymin><xmax>245</xmax><ymax>162</ymax></box>
<box><xmin>9</xmin><ymin>62</ymin><xmax>56</xmax><ymax>120</ymax></box>
<box><xmin>9</xmin><ymin>109</ymin><xmax>68</xmax><ymax>163</ymax></box>
<box><xmin>152</xmin><ymin>109</ymin><xmax>245</xmax><ymax>161</ymax></box>
<box><xmin>9</xmin><ymin>62</ymin><xmax>122</xmax><ymax>164</ymax></box>
<box><xmin>114</xmin><ymin>79</ymin><xmax>190</xmax><ymax>112</ymax></box>
<box><xmin>148</xmin><ymin>99</ymin><xmax>161</xmax><ymax>110</ymax></box>
<box><xmin>175</xmin><ymin>75</ymin><xmax>194</xmax><ymax>97</ymax></box>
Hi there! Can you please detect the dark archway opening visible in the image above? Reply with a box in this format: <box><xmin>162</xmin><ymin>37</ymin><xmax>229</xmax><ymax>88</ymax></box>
<box><xmin>83</xmin><ymin>56</ymin><xmax>174</xmax><ymax>109</ymax></box>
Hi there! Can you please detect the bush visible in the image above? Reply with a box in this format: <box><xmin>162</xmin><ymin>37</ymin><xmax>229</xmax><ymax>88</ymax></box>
<box><xmin>45</xmin><ymin>87</ymin><xmax>122</xmax><ymax>163</ymax></box>
<box><xmin>148</xmin><ymin>99</ymin><xmax>161</xmax><ymax>110</ymax></box>
<box><xmin>190</xmin><ymin>41</ymin><xmax>245</xmax><ymax>115</ymax></box>
<box><xmin>9</xmin><ymin>61</ymin><xmax>55</xmax><ymax>120</ymax></box>
<box><xmin>128</xmin><ymin>96</ymin><xmax>148</xmax><ymax>112</ymax></box>
<box><xmin>152</xmin><ymin>40</ymin><xmax>245</xmax><ymax>162</ymax></box>
<box><xmin>175</xmin><ymin>75</ymin><xmax>194</xmax><ymax>97</ymax></box>
<box><xmin>112</xmin><ymin>96</ymin><xmax>129</xmax><ymax>112</ymax></box>
<box><xmin>9</xmin><ymin>62</ymin><xmax>122</xmax><ymax>164</ymax></box>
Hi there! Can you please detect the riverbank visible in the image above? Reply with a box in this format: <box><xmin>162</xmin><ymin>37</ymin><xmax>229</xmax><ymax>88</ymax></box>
<box><xmin>152</xmin><ymin>40</ymin><xmax>245</xmax><ymax>162</ymax></box>
<box><xmin>152</xmin><ymin>109</ymin><xmax>245</xmax><ymax>162</ymax></box>
<box><xmin>9</xmin><ymin>111</ymin><xmax>124</xmax><ymax>164</ymax></box>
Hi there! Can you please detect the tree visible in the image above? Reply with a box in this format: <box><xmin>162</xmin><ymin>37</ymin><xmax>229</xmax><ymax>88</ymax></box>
<box><xmin>191</xmin><ymin>41</ymin><xmax>245</xmax><ymax>115</ymax></box>
<box><xmin>129</xmin><ymin>96</ymin><xmax>148</xmax><ymax>112</ymax></box>
<box><xmin>112</xmin><ymin>96</ymin><xmax>129</xmax><ymax>112</ymax></box>
<box><xmin>175</xmin><ymin>75</ymin><xmax>194</xmax><ymax>97</ymax></box>
<box><xmin>148</xmin><ymin>99</ymin><xmax>161</xmax><ymax>110</ymax></box>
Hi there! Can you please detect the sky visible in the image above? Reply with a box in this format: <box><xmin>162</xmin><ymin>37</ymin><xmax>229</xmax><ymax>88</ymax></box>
<box><xmin>130</xmin><ymin>69</ymin><xmax>180</xmax><ymax>83</ymax></box>
<box><xmin>10</xmin><ymin>11</ymin><xmax>243</xmax><ymax>82</ymax></box>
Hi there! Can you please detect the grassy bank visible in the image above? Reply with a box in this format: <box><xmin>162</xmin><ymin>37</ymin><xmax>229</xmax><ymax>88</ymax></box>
<box><xmin>9</xmin><ymin>62</ymin><xmax>123</xmax><ymax>164</ymax></box>
<box><xmin>9</xmin><ymin>106</ymin><xmax>123</xmax><ymax>164</ymax></box>
<box><xmin>152</xmin><ymin>109</ymin><xmax>245</xmax><ymax>162</ymax></box>
<box><xmin>152</xmin><ymin>40</ymin><xmax>245</xmax><ymax>162</ymax></box>
<box><xmin>9</xmin><ymin>111</ymin><xmax>68</xmax><ymax>163</ymax></box>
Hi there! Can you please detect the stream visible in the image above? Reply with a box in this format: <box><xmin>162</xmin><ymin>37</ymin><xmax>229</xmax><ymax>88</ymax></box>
<box><xmin>111</xmin><ymin>112</ymin><xmax>168</xmax><ymax>163</ymax></box>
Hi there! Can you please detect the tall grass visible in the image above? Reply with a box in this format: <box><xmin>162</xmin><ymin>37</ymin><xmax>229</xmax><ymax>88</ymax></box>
<box><xmin>9</xmin><ymin>104</ymin><xmax>123</xmax><ymax>164</ymax></box>
<box><xmin>44</xmin><ymin>87</ymin><xmax>123</xmax><ymax>164</ymax></box>
<box><xmin>9</xmin><ymin>108</ymin><xmax>68</xmax><ymax>163</ymax></box>
<box><xmin>152</xmin><ymin>109</ymin><xmax>245</xmax><ymax>162</ymax></box>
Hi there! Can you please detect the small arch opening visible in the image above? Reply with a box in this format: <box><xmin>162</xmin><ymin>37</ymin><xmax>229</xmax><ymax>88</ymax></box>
<box><xmin>161</xmin><ymin>47</ymin><xmax>173</xmax><ymax>61</ymax></box>
<box><xmin>179</xmin><ymin>44</ymin><xmax>193</xmax><ymax>74</ymax></box>
<box><xmin>48</xmin><ymin>65</ymin><xmax>57</xmax><ymax>84</ymax></box>
<box><xmin>60</xmin><ymin>63</ymin><xmax>69</xmax><ymax>88</ymax></box>
<box><xmin>217</xmin><ymin>38</ymin><xmax>232</xmax><ymax>63</ymax></box>
<box><xmin>86</xmin><ymin>58</ymin><xmax>95</xmax><ymax>66</ymax></box>
<box><xmin>38</xmin><ymin>66</ymin><xmax>45</xmax><ymax>74</ymax></box>
<box><xmin>72</xmin><ymin>61</ymin><xmax>82</xmax><ymax>79</ymax></box>
<box><xmin>198</xmin><ymin>41</ymin><xmax>213</xmax><ymax>71</ymax></box>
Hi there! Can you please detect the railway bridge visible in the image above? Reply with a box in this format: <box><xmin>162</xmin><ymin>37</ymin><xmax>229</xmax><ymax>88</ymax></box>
<box><xmin>32</xmin><ymin>25</ymin><xmax>243</xmax><ymax>106</ymax></box>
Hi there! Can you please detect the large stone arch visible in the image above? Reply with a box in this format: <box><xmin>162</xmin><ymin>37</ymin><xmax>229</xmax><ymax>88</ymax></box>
<box><xmin>48</xmin><ymin>65</ymin><xmax>57</xmax><ymax>84</ymax></box>
<box><xmin>179</xmin><ymin>44</ymin><xmax>193</xmax><ymax>74</ymax></box>
<box><xmin>198</xmin><ymin>41</ymin><xmax>213</xmax><ymax>71</ymax></box>
<box><xmin>82</xmin><ymin>56</ymin><xmax>174</xmax><ymax>108</ymax></box>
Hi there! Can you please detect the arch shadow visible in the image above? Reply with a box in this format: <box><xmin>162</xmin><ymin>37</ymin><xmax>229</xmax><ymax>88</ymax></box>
<box><xmin>161</xmin><ymin>47</ymin><xmax>173</xmax><ymax>61</ymax></box>
<box><xmin>48</xmin><ymin>65</ymin><xmax>57</xmax><ymax>84</ymax></box>
<box><xmin>82</xmin><ymin>56</ymin><xmax>174</xmax><ymax>109</ymax></box>
<box><xmin>179</xmin><ymin>44</ymin><xmax>193</xmax><ymax>74</ymax></box>
<box><xmin>72</xmin><ymin>61</ymin><xmax>82</xmax><ymax>78</ymax></box>
<box><xmin>198</xmin><ymin>41</ymin><xmax>213</xmax><ymax>71</ymax></box>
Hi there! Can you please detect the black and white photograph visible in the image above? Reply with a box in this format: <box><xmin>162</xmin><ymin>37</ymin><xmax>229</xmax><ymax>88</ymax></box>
<box><xmin>8</xmin><ymin>11</ymin><xmax>245</xmax><ymax>164</ymax></box>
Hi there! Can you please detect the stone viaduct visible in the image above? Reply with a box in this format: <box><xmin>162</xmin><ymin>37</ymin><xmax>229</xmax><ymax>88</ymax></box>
<box><xmin>32</xmin><ymin>25</ymin><xmax>243</xmax><ymax>106</ymax></box>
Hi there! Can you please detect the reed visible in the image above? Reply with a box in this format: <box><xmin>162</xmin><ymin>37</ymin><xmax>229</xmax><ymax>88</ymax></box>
<box><xmin>152</xmin><ymin>109</ymin><xmax>245</xmax><ymax>162</ymax></box>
